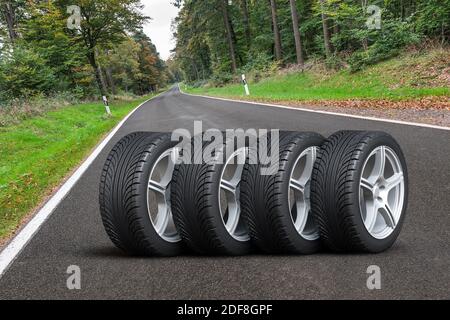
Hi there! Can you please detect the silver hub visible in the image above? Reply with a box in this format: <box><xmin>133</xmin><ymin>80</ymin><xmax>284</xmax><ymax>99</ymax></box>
<box><xmin>147</xmin><ymin>148</ymin><xmax>181</xmax><ymax>243</ymax></box>
<box><xmin>219</xmin><ymin>147</ymin><xmax>250</xmax><ymax>242</ymax></box>
<box><xmin>288</xmin><ymin>147</ymin><xmax>320</xmax><ymax>241</ymax></box>
<box><xmin>359</xmin><ymin>146</ymin><xmax>405</xmax><ymax>240</ymax></box>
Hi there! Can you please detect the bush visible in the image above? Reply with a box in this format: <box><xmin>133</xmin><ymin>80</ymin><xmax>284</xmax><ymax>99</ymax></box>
<box><xmin>0</xmin><ymin>92</ymin><xmax>82</xmax><ymax>127</ymax></box>
<box><xmin>0</xmin><ymin>46</ymin><xmax>57</xmax><ymax>101</ymax></box>
<box><xmin>349</xmin><ymin>18</ymin><xmax>421</xmax><ymax>72</ymax></box>
<box><xmin>240</xmin><ymin>52</ymin><xmax>280</xmax><ymax>83</ymax></box>
<box><xmin>209</xmin><ymin>73</ymin><xmax>234</xmax><ymax>87</ymax></box>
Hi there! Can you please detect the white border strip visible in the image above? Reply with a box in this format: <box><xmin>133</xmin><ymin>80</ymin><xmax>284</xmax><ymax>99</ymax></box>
<box><xmin>180</xmin><ymin>88</ymin><xmax>450</xmax><ymax>131</ymax></box>
<box><xmin>0</xmin><ymin>91</ymin><xmax>165</xmax><ymax>278</ymax></box>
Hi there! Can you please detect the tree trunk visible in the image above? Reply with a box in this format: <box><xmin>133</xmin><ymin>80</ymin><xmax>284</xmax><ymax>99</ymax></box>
<box><xmin>87</xmin><ymin>49</ymin><xmax>107</xmax><ymax>96</ymax></box>
<box><xmin>189</xmin><ymin>57</ymin><xmax>201</xmax><ymax>81</ymax></box>
<box><xmin>269</xmin><ymin>0</ymin><xmax>282</xmax><ymax>61</ymax></box>
<box><xmin>2</xmin><ymin>2</ymin><xmax>18</xmax><ymax>42</ymax></box>
<box><xmin>320</xmin><ymin>0</ymin><xmax>333</xmax><ymax>58</ymax></box>
<box><xmin>289</xmin><ymin>0</ymin><xmax>304</xmax><ymax>65</ymax></box>
<box><xmin>241</xmin><ymin>0</ymin><xmax>251</xmax><ymax>48</ymax></box>
<box><xmin>105</xmin><ymin>67</ymin><xmax>116</xmax><ymax>95</ymax></box>
<box><xmin>333</xmin><ymin>22</ymin><xmax>339</xmax><ymax>36</ymax></box>
<box><xmin>220</xmin><ymin>0</ymin><xmax>238</xmax><ymax>73</ymax></box>
<box><xmin>361</xmin><ymin>0</ymin><xmax>368</xmax><ymax>51</ymax></box>
<box><xmin>230</xmin><ymin>18</ymin><xmax>243</xmax><ymax>65</ymax></box>
<box><xmin>94</xmin><ymin>48</ymin><xmax>109</xmax><ymax>95</ymax></box>
<box><xmin>103</xmin><ymin>50</ymin><xmax>117</xmax><ymax>95</ymax></box>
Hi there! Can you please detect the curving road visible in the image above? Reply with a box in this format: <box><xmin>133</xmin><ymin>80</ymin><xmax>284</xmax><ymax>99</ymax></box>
<box><xmin>0</xmin><ymin>86</ymin><xmax>449</xmax><ymax>299</ymax></box>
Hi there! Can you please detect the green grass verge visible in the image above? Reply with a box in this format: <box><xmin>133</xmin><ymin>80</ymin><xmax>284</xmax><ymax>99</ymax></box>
<box><xmin>0</xmin><ymin>94</ymin><xmax>156</xmax><ymax>242</ymax></box>
<box><xmin>186</xmin><ymin>49</ymin><xmax>450</xmax><ymax>101</ymax></box>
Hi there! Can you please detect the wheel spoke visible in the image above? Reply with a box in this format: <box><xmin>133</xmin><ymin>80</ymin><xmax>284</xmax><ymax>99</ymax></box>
<box><xmin>225</xmin><ymin>208</ymin><xmax>239</xmax><ymax>235</ymax></box>
<box><xmin>373</xmin><ymin>146</ymin><xmax>386</xmax><ymax>180</ymax></box>
<box><xmin>159</xmin><ymin>150</ymin><xmax>178</xmax><ymax>188</ymax></box>
<box><xmin>365</xmin><ymin>202</ymin><xmax>379</xmax><ymax>233</ymax></box>
<box><xmin>380</xmin><ymin>203</ymin><xmax>396</xmax><ymax>228</ymax></box>
<box><xmin>148</xmin><ymin>180</ymin><xmax>165</xmax><ymax>195</ymax></box>
<box><xmin>294</xmin><ymin>203</ymin><xmax>309</xmax><ymax>233</ymax></box>
<box><xmin>227</xmin><ymin>163</ymin><xmax>244</xmax><ymax>187</ymax></box>
<box><xmin>221</xmin><ymin>179</ymin><xmax>236</xmax><ymax>194</ymax></box>
<box><xmin>163</xmin><ymin>157</ymin><xmax>176</xmax><ymax>184</ymax></box>
<box><xmin>155</xmin><ymin>208</ymin><xmax>170</xmax><ymax>235</ymax></box>
<box><xmin>300</xmin><ymin>151</ymin><xmax>315</xmax><ymax>183</ymax></box>
<box><xmin>290</xmin><ymin>179</ymin><xmax>305</xmax><ymax>193</ymax></box>
<box><xmin>386</xmin><ymin>173</ymin><xmax>404</xmax><ymax>191</ymax></box>
<box><xmin>360</xmin><ymin>178</ymin><xmax>374</xmax><ymax>192</ymax></box>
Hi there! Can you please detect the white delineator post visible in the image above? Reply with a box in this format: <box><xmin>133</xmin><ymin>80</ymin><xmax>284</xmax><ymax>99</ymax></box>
<box><xmin>242</xmin><ymin>74</ymin><xmax>250</xmax><ymax>96</ymax></box>
<box><xmin>102</xmin><ymin>96</ymin><xmax>111</xmax><ymax>115</ymax></box>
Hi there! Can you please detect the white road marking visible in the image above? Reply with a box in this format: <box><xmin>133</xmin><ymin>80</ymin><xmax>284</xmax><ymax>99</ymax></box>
<box><xmin>180</xmin><ymin>87</ymin><xmax>450</xmax><ymax>131</ymax></box>
<box><xmin>0</xmin><ymin>92</ymin><xmax>165</xmax><ymax>278</ymax></box>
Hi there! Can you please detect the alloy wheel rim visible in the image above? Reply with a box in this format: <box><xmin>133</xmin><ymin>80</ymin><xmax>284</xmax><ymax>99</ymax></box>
<box><xmin>147</xmin><ymin>148</ymin><xmax>181</xmax><ymax>243</ymax></box>
<box><xmin>288</xmin><ymin>147</ymin><xmax>320</xmax><ymax>241</ymax></box>
<box><xmin>218</xmin><ymin>147</ymin><xmax>250</xmax><ymax>242</ymax></box>
<box><xmin>359</xmin><ymin>146</ymin><xmax>405</xmax><ymax>240</ymax></box>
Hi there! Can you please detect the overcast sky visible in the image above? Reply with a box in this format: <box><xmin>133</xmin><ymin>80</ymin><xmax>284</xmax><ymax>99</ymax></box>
<box><xmin>141</xmin><ymin>0</ymin><xmax>180</xmax><ymax>61</ymax></box>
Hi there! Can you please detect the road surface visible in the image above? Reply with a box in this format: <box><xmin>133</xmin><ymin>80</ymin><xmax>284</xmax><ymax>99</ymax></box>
<box><xmin>1</xmin><ymin>86</ymin><xmax>449</xmax><ymax>299</ymax></box>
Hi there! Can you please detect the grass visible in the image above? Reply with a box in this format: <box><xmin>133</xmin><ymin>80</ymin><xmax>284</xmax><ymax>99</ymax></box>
<box><xmin>186</xmin><ymin>49</ymin><xmax>450</xmax><ymax>102</ymax></box>
<box><xmin>0</xmin><ymin>94</ymin><xmax>156</xmax><ymax>243</ymax></box>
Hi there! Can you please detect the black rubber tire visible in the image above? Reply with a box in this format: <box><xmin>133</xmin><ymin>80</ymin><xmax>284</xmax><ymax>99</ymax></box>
<box><xmin>310</xmin><ymin>131</ymin><xmax>408</xmax><ymax>253</ymax></box>
<box><xmin>171</xmin><ymin>133</ymin><xmax>253</xmax><ymax>255</ymax></box>
<box><xmin>240</xmin><ymin>131</ymin><xmax>325</xmax><ymax>254</ymax></box>
<box><xmin>99</xmin><ymin>132</ymin><xmax>183</xmax><ymax>256</ymax></box>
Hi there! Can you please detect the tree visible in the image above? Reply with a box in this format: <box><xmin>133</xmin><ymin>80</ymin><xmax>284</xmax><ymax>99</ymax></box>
<box><xmin>107</xmin><ymin>38</ymin><xmax>140</xmax><ymax>93</ymax></box>
<box><xmin>172</xmin><ymin>0</ymin><xmax>448</xmax><ymax>84</ymax></box>
<box><xmin>289</xmin><ymin>0</ymin><xmax>304</xmax><ymax>65</ymax></box>
<box><xmin>241</xmin><ymin>0</ymin><xmax>251</xmax><ymax>48</ymax></box>
<box><xmin>0</xmin><ymin>1</ymin><xmax>23</xmax><ymax>43</ymax></box>
<box><xmin>22</xmin><ymin>2</ymin><xmax>85</xmax><ymax>92</ymax></box>
<box><xmin>220</xmin><ymin>0</ymin><xmax>238</xmax><ymax>73</ymax></box>
<box><xmin>269</xmin><ymin>0</ymin><xmax>283</xmax><ymax>61</ymax></box>
<box><xmin>0</xmin><ymin>46</ymin><xmax>56</xmax><ymax>99</ymax></box>
<box><xmin>134</xmin><ymin>30</ymin><xmax>166</xmax><ymax>93</ymax></box>
<box><xmin>319</xmin><ymin>0</ymin><xmax>333</xmax><ymax>57</ymax></box>
<box><xmin>56</xmin><ymin>0</ymin><xmax>148</xmax><ymax>96</ymax></box>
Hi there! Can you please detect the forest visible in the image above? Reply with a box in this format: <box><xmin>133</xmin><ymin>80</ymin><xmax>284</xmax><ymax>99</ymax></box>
<box><xmin>0</xmin><ymin>0</ymin><xmax>171</xmax><ymax>109</ymax></box>
<box><xmin>171</xmin><ymin>0</ymin><xmax>450</xmax><ymax>85</ymax></box>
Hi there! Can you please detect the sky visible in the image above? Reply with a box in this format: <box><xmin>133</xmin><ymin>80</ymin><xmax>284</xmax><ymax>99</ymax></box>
<box><xmin>141</xmin><ymin>0</ymin><xmax>181</xmax><ymax>61</ymax></box>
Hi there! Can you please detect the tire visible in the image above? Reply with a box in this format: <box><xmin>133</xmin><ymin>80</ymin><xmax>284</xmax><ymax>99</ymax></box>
<box><xmin>99</xmin><ymin>132</ymin><xmax>183</xmax><ymax>256</ymax></box>
<box><xmin>171</xmin><ymin>133</ymin><xmax>253</xmax><ymax>255</ymax></box>
<box><xmin>310</xmin><ymin>131</ymin><xmax>408</xmax><ymax>253</ymax></box>
<box><xmin>240</xmin><ymin>131</ymin><xmax>325</xmax><ymax>254</ymax></box>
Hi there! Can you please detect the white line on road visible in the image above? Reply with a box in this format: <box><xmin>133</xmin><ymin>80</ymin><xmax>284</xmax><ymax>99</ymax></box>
<box><xmin>180</xmin><ymin>88</ymin><xmax>450</xmax><ymax>131</ymax></box>
<box><xmin>0</xmin><ymin>92</ymin><xmax>165</xmax><ymax>279</ymax></box>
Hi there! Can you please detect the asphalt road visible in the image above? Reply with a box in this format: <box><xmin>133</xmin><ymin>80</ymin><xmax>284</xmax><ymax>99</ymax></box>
<box><xmin>0</xmin><ymin>86</ymin><xmax>449</xmax><ymax>300</ymax></box>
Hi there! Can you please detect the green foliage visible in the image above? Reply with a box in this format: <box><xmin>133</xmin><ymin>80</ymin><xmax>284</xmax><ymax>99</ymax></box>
<box><xmin>415</xmin><ymin>0</ymin><xmax>450</xmax><ymax>42</ymax></box>
<box><xmin>20</xmin><ymin>2</ymin><xmax>87</xmax><ymax>92</ymax></box>
<box><xmin>210</xmin><ymin>72</ymin><xmax>234</xmax><ymax>87</ymax></box>
<box><xmin>348</xmin><ymin>18</ymin><xmax>421</xmax><ymax>72</ymax></box>
<box><xmin>173</xmin><ymin>0</ymin><xmax>450</xmax><ymax>83</ymax></box>
<box><xmin>0</xmin><ymin>0</ymin><xmax>169</xmax><ymax>104</ymax></box>
<box><xmin>186</xmin><ymin>48</ymin><xmax>450</xmax><ymax>101</ymax></box>
<box><xmin>0</xmin><ymin>45</ymin><xmax>56</xmax><ymax>100</ymax></box>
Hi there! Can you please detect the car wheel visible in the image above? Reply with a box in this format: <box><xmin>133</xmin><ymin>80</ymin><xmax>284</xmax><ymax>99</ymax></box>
<box><xmin>241</xmin><ymin>131</ymin><xmax>324</xmax><ymax>254</ymax></box>
<box><xmin>171</xmin><ymin>133</ymin><xmax>253</xmax><ymax>255</ymax></box>
<box><xmin>99</xmin><ymin>132</ymin><xmax>183</xmax><ymax>256</ymax></box>
<box><xmin>310</xmin><ymin>131</ymin><xmax>408</xmax><ymax>253</ymax></box>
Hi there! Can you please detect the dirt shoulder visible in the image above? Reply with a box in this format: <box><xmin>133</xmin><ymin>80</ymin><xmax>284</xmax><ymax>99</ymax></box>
<box><xmin>208</xmin><ymin>95</ymin><xmax>450</xmax><ymax>128</ymax></box>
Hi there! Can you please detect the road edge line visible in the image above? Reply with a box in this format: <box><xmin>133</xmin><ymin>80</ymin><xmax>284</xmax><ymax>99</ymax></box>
<box><xmin>0</xmin><ymin>91</ymin><xmax>165</xmax><ymax>278</ymax></box>
<box><xmin>179</xmin><ymin>86</ymin><xmax>450</xmax><ymax>131</ymax></box>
